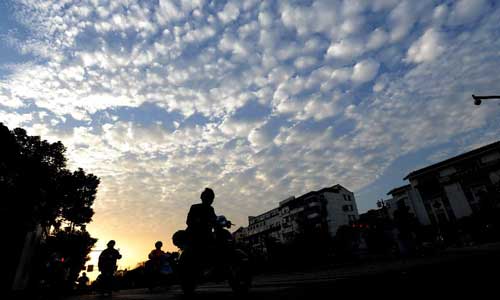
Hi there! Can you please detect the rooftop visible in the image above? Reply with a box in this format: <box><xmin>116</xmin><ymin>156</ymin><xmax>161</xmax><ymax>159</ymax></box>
<box><xmin>404</xmin><ymin>140</ymin><xmax>500</xmax><ymax>180</ymax></box>
<box><xmin>280</xmin><ymin>184</ymin><xmax>351</xmax><ymax>206</ymax></box>
<box><xmin>387</xmin><ymin>184</ymin><xmax>411</xmax><ymax>196</ymax></box>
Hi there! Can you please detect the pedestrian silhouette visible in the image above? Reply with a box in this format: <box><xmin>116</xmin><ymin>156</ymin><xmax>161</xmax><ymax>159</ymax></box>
<box><xmin>98</xmin><ymin>240</ymin><xmax>122</xmax><ymax>296</ymax></box>
<box><xmin>77</xmin><ymin>272</ymin><xmax>89</xmax><ymax>292</ymax></box>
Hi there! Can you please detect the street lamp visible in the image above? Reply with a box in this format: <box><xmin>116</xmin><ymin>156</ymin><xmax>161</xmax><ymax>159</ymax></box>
<box><xmin>472</xmin><ymin>94</ymin><xmax>500</xmax><ymax>106</ymax></box>
<box><xmin>376</xmin><ymin>199</ymin><xmax>385</xmax><ymax>208</ymax></box>
<box><xmin>377</xmin><ymin>199</ymin><xmax>390</xmax><ymax>220</ymax></box>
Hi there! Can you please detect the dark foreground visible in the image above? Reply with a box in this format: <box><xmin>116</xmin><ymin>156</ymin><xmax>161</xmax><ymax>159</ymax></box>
<box><xmin>66</xmin><ymin>243</ymin><xmax>499</xmax><ymax>299</ymax></box>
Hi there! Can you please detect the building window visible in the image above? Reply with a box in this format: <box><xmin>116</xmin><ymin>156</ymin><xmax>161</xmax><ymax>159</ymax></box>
<box><xmin>343</xmin><ymin>205</ymin><xmax>354</xmax><ymax>212</ymax></box>
<box><xmin>343</xmin><ymin>194</ymin><xmax>352</xmax><ymax>201</ymax></box>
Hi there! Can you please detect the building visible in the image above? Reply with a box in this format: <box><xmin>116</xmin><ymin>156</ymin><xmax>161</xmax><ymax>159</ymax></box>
<box><xmin>239</xmin><ymin>184</ymin><xmax>359</xmax><ymax>253</ymax></box>
<box><xmin>232</xmin><ymin>226</ymin><xmax>248</xmax><ymax>245</ymax></box>
<box><xmin>279</xmin><ymin>184</ymin><xmax>358</xmax><ymax>242</ymax></box>
<box><xmin>386</xmin><ymin>185</ymin><xmax>431</xmax><ymax>225</ymax></box>
<box><xmin>246</xmin><ymin>208</ymin><xmax>282</xmax><ymax>253</ymax></box>
<box><xmin>404</xmin><ymin>140</ymin><xmax>500</xmax><ymax>225</ymax></box>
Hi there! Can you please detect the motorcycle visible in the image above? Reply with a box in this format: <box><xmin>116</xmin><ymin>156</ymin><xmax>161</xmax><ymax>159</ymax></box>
<box><xmin>172</xmin><ymin>216</ymin><xmax>252</xmax><ymax>296</ymax></box>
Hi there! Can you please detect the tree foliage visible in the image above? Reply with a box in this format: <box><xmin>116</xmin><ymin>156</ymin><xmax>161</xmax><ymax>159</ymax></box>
<box><xmin>1</xmin><ymin>123</ymin><xmax>99</xmax><ymax>232</ymax></box>
<box><xmin>1</xmin><ymin>122</ymin><xmax>100</xmax><ymax>288</ymax></box>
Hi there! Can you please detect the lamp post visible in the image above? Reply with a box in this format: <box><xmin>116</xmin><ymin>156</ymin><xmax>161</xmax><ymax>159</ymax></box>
<box><xmin>472</xmin><ymin>94</ymin><xmax>500</xmax><ymax>106</ymax></box>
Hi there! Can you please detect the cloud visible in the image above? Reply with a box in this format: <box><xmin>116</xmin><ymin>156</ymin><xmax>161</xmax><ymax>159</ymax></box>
<box><xmin>302</xmin><ymin>98</ymin><xmax>338</xmax><ymax>121</ymax></box>
<box><xmin>371</xmin><ymin>0</ymin><xmax>399</xmax><ymax>12</ymax></box>
<box><xmin>183</xmin><ymin>25</ymin><xmax>217</xmax><ymax>43</ymax></box>
<box><xmin>0</xmin><ymin>110</ymin><xmax>33</xmax><ymax>128</ymax></box>
<box><xmin>156</xmin><ymin>0</ymin><xmax>187</xmax><ymax>23</ymax></box>
<box><xmin>389</xmin><ymin>1</ymin><xmax>416</xmax><ymax>41</ymax></box>
<box><xmin>1</xmin><ymin>0</ymin><xmax>500</xmax><ymax>265</ymax></box>
<box><xmin>220</xmin><ymin>100</ymin><xmax>270</xmax><ymax>137</ymax></box>
<box><xmin>367</xmin><ymin>28</ymin><xmax>389</xmax><ymax>50</ymax></box>
<box><xmin>294</xmin><ymin>56</ymin><xmax>318</xmax><ymax>70</ymax></box>
<box><xmin>326</xmin><ymin>39</ymin><xmax>364</xmax><ymax>59</ymax></box>
<box><xmin>280</xmin><ymin>0</ymin><xmax>339</xmax><ymax>37</ymax></box>
<box><xmin>387</xmin><ymin>1</ymin><xmax>434</xmax><ymax>42</ymax></box>
<box><xmin>258</xmin><ymin>11</ymin><xmax>273</xmax><ymax>28</ymax></box>
<box><xmin>218</xmin><ymin>2</ymin><xmax>240</xmax><ymax>24</ymax></box>
<box><xmin>432</xmin><ymin>4</ymin><xmax>448</xmax><ymax>25</ymax></box>
<box><xmin>448</xmin><ymin>0</ymin><xmax>489</xmax><ymax>26</ymax></box>
<box><xmin>0</xmin><ymin>84</ymin><xmax>24</xmax><ymax>108</ymax></box>
<box><xmin>352</xmin><ymin>59</ymin><xmax>380</xmax><ymax>83</ymax></box>
<box><xmin>406</xmin><ymin>28</ymin><xmax>446</xmax><ymax>63</ymax></box>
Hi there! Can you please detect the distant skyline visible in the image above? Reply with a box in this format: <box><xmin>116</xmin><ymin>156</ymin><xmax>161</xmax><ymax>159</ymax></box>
<box><xmin>1</xmin><ymin>0</ymin><xmax>500</xmax><ymax>271</ymax></box>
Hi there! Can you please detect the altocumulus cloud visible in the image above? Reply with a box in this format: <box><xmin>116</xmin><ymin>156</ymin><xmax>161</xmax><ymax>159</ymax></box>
<box><xmin>1</xmin><ymin>0</ymin><xmax>500</xmax><ymax>257</ymax></box>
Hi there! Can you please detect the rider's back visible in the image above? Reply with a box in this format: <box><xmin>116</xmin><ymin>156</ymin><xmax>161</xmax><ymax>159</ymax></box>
<box><xmin>149</xmin><ymin>249</ymin><xmax>165</xmax><ymax>259</ymax></box>
<box><xmin>186</xmin><ymin>203</ymin><xmax>216</xmax><ymax>235</ymax></box>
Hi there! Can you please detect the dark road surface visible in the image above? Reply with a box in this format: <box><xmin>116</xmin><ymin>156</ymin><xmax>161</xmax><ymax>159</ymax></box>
<box><xmin>67</xmin><ymin>244</ymin><xmax>500</xmax><ymax>299</ymax></box>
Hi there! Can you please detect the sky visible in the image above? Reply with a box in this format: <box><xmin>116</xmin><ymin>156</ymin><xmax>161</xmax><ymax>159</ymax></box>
<box><xmin>1</xmin><ymin>0</ymin><xmax>500</xmax><ymax>273</ymax></box>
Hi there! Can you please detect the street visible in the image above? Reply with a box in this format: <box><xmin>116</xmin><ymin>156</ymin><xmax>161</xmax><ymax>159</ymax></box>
<box><xmin>66</xmin><ymin>243</ymin><xmax>500</xmax><ymax>299</ymax></box>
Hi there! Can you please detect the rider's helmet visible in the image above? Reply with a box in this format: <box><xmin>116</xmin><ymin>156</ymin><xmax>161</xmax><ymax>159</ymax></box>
<box><xmin>155</xmin><ymin>241</ymin><xmax>163</xmax><ymax>249</ymax></box>
<box><xmin>172</xmin><ymin>230</ymin><xmax>189</xmax><ymax>249</ymax></box>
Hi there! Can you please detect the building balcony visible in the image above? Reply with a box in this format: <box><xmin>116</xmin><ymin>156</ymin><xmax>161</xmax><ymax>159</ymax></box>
<box><xmin>290</xmin><ymin>207</ymin><xmax>305</xmax><ymax>214</ymax></box>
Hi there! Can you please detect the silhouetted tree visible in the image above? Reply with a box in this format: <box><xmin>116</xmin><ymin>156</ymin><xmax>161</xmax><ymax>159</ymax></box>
<box><xmin>38</xmin><ymin>229</ymin><xmax>97</xmax><ymax>291</ymax></box>
<box><xmin>60</xmin><ymin>168</ymin><xmax>100</xmax><ymax>232</ymax></box>
<box><xmin>1</xmin><ymin>122</ymin><xmax>99</xmax><ymax>291</ymax></box>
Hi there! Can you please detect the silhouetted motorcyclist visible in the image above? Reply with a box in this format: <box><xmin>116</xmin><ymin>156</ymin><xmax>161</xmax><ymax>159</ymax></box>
<box><xmin>175</xmin><ymin>189</ymin><xmax>252</xmax><ymax>295</ymax></box>
<box><xmin>186</xmin><ymin>188</ymin><xmax>217</xmax><ymax>255</ymax></box>
<box><xmin>148</xmin><ymin>241</ymin><xmax>166</xmax><ymax>272</ymax></box>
